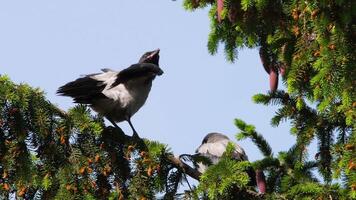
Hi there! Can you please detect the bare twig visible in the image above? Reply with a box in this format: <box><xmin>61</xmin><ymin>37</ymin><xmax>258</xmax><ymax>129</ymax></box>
<box><xmin>167</xmin><ymin>155</ymin><xmax>201</xmax><ymax>181</ymax></box>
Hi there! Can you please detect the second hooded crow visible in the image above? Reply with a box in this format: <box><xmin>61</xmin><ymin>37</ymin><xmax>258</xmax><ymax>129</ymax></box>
<box><xmin>195</xmin><ymin>133</ymin><xmax>248</xmax><ymax>173</ymax></box>
<box><xmin>57</xmin><ymin>49</ymin><xmax>163</xmax><ymax>137</ymax></box>
<box><xmin>195</xmin><ymin>133</ymin><xmax>266</xmax><ymax>194</ymax></box>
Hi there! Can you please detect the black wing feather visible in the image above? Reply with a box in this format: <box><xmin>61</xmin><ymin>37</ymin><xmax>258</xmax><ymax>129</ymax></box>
<box><xmin>111</xmin><ymin>63</ymin><xmax>160</xmax><ymax>87</ymax></box>
<box><xmin>57</xmin><ymin>76</ymin><xmax>107</xmax><ymax>104</ymax></box>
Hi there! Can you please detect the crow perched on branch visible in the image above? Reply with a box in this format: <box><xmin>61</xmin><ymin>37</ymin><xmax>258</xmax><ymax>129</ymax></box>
<box><xmin>57</xmin><ymin>49</ymin><xmax>163</xmax><ymax>137</ymax></box>
<box><xmin>196</xmin><ymin>133</ymin><xmax>266</xmax><ymax>194</ymax></box>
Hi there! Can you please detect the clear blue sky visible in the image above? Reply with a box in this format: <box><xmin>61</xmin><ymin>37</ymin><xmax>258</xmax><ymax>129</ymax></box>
<box><xmin>0</xmin><ymin>1</ymin><xmax>300</xmax><ymax>164</ymax></box>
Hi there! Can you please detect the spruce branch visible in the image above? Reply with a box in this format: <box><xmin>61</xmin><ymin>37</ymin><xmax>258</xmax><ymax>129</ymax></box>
<box><xmin>235</xmin><ymin>119</ymin><xmax>273</xmax><ymax>157</ymax></box>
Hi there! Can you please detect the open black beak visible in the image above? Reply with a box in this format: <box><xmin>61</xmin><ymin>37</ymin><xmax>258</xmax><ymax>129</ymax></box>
<box><xmin>139</xmin><ymin>48</ymin><xmax>161</xmax><ymax>65</ymax></box>
<box><xmin>147</xmin><ymin>48</ymin><xmax>160</xmax><ymax>59</ymax></box>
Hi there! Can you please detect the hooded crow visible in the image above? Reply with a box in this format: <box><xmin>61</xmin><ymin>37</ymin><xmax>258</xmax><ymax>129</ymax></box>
<box><xmin>195</xmin><ymin>133</ymin><xmax>266</xmax><ymax>193</ymax></box>
<box><xmin>57</xmin><ymin>49</ymin><xmax>163</xmax><ymax>137</ymax></box>
<box><xmin>195</xmin><ymin>133</ymin><xmax>248</xmax><ymax>173</ymax></box>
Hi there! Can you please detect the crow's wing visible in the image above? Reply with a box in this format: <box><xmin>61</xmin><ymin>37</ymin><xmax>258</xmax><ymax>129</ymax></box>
<box><xmin>111</xmin><ymin>63</ymin><xmax>162</xmax><ymax>87</ymax></box>
<box><xmin>233</xmin><ymin>143</ymin><xmax>248</xmax><ymax>161</ymax></box>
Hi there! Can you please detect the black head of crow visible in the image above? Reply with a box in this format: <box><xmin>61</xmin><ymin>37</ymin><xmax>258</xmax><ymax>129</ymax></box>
<box><xmin>57</xmin><ymin>49</ymin><xmax>163</xmax><ymax>137</ymax></box>
<box><xmin>139</xmin><ymin>49</ymin><xmax>160</xmax><ymax>65</ymax></box>
<box><xmin>195</xmin><ymin>133</ymin><xmax>266</xmax><ymax>194</ymax></box>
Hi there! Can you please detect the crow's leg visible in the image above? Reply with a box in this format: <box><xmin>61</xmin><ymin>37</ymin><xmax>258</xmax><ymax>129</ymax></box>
<box><xmin>107</xmin><ymin>117</ymin><xmax>121</xmax><ymax>129</ymax></box>
<box><xmin>126</xmin><ymin>118</ymin><xmax>147</xmax><ymax>151</ymax></box>
<box><xmin>127</xmin><ymin>118</ymin><xmax>139</xmax><ymax>138</ymax></box>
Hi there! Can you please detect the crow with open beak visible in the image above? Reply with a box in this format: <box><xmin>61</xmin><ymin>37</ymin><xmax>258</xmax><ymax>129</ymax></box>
<box><xmin>57</xmin><ymin>49</ymin><xmax>163</xmax><ymax>137</ymax></box>
<box><xmin>196</xmin><ymin>133</ymin><xmax>266</xmax><ymax>194</ymax></box>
